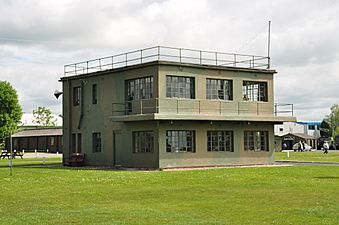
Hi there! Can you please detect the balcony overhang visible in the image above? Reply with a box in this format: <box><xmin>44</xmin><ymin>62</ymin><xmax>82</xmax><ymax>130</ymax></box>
<box><xmin>110</xmin><ymin>113</ymin><xmax>296</xmax><ymax>123</ymax></box>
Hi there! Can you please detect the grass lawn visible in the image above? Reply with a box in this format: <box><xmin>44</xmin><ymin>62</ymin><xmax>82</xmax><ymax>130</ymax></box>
<box><xmin>275</xmin><ymin>151</ymin><xmax>339</xmax><ymax>163</ymax></box>
<box><xmin>0</xmin><ymin>164</ymin><xmax>338</xmax><ymax>225</ymax></box>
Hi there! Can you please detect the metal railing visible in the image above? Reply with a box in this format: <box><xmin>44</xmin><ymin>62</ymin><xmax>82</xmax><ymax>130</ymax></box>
<box><xmin>112</xmin><ymin>99</ymin><xmax>293</xmax><ymax>117</ymax></box>
<box><xmin>274</xmin><ymin>103</ymin><xmax>294</xmax><ymax>116</ymax></box>
<box><xmin>64</xmin><ymin>46</ymin><xmax>270</xmax><ymax>76</ymax></box>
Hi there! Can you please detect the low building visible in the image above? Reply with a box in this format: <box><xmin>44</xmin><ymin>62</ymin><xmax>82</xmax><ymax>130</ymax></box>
<box><xmin>5</xmin><ymin>128</ymin><xmax>62</xmax><ymax>153</ymax></box>
<box><xmin>60</xmin><ymin>46</ymin><xmax>295</xmax><ymax>168</ymax></box>
<box><xmin>275</xmin><ymin>133</ymin><xmax>317</xmax><ymax>151</ymax></box>
<box><xmin>274</xmin><ymin>121</ymin><xmax>321</xmax><ymax>151</ymax></box>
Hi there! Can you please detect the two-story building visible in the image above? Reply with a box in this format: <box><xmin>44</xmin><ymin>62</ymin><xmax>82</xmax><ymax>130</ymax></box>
<box><xmin>60</xmin><ymin>46</ymin><xmax>295</xmax><ymax>168</ymax></box>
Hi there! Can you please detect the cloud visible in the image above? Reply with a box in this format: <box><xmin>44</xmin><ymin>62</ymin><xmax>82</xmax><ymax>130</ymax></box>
<box><xmin>0</xmin><ymin>0</ymin><xmax>338</xmax><ymax>122</ymax></box>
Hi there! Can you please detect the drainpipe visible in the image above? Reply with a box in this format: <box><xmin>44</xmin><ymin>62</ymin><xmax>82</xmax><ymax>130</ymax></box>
<box><xmin>77</xmin><ymin>80</ymin><xmax>85</xmax><ymax>129</ymax></box>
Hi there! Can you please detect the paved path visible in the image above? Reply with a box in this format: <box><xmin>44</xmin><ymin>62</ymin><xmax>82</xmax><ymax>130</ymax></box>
<box><xmin>23</xmin><ymin>153</ymin><xmax>62</xmax><ymax>159</ymax></box>
<box><xmin>276</xmin><ymin>160</ymin><xmax>339</xmax><ymax>166</ymax></box>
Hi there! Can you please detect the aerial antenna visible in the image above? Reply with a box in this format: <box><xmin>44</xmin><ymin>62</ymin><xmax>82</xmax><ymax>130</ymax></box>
<box><xmin>267</xmin><ymin>20</ymin><xmax>271</xmax><ymax>69</ymax></box>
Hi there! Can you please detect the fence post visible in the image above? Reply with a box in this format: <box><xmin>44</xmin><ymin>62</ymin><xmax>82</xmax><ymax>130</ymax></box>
<box><xmin>198</xmin><ymin>100</ymin><xmax>201</xmax><ymax>114</ymax></box>
<box><xmin>177</xmin><ymin>99</ymin><xmax>179</xmax><ymax>113</ymax></box>
<box><xmin>219</xmin><ymin>101</ymin><xmax>222</xmax><ymax>115</ymax></box>
<box><xmin>35</xmin><ymin>149</ymin><xmax>37</xmax><ymax>158</ymax></box>
<box><xmin>156</xmin><ymin>98</ymin><xmax>159</xmax><ymax>113</ymax></box>
<box><xmin>141</xmin><ymin>50</ymin><xmax>143</xmax><ymax>63</ymax></box>
<box><xmin>140</xmin><ymin>99</ymin><xmax>143</xmax><ymax>115</ymax></box>
<box><xmin>215</xmin><ymin>52</ymin><xmax>218</xmax><ymax>65</ymax></box>
<box><xmin>199</xmin><ymin>51</ymin><xmax>202</xmax><ymax>64</ymax></box>
<box><xmin>274</xmin><ymin>104</ymin><xmax>277</xmax><ymax>116</ymax></box>
<box><xmin>158</xmin><ymin>46</ymin><xmax>160</xmax><ymax>60</ymax></box>
<box><xmin>179</xmin><ymin>48</ymin><xmax>182</xmax><ymax>63</ymax></box>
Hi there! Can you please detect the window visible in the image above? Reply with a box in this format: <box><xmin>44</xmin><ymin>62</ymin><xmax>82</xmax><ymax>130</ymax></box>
<box><xmin>206</xmin><ymin>79</ymin><xmax>233</xmax><ymax>100</ymax></box>
<box><xmin>73</xmin><ymin>86</ymin><xmax>81</xmax><ymax>106</ymax></box>
<box><xmin>92</xmin><ymin>132</ymin><xmax>101</xmax><ymax>153</ymax></box>
<box><xmin>207</xmin><ymin>131</ymin><xmax>234</xmax><ymax>152</ymax></box>
<box><xmin>279</xmin><ymin>128</ymin><xmax>283</xmax><ymax>132</ymax></box>
<box><xmin>242</xmin><ymin>81</ymin><xmax>267</xmax><ymax>102</ymax></box>
<box><xmin>72</xmin><ymin>134</ymin><xmax>76</xmax><ymax>153</ymax></box>
<box><xmin>50</xmin><ymin>137</ymin><xmax>55</xmax><ymax>146</ymax></box>
<box><xmin>166</xmin><ymin>76</ymin><xmax>195</xmax><ymax>99</ymax></box>
<box><xmin>166</xmin><ymin>130</ymin><xmax>195</xmax><ymax>153</ymax></box>
<box><xmin>92</xmin><ymin>84</ymin><xmax>97</xmax><ymax>104</ymax></box>
<box><xmin>308</xmin><ymin>125</ymin><xmax>315</xmax><ymax>130</ymax></box>
<box><xmin>133</xmin><ymin>131</ymin><xmax>154</xmax><ymax>153</ymax></box>
<box><xmin>126</xmin><ymin>76</ymin><xmax>153</xmax><ymax>100</ymax></box>
<box><xmin>244</xmin><ymin>131</ymin><xmax>269</xmax><ymax>151</ymax></box>
<box><xmin>77</xmin><ymin>133</ymin><xmax>82</xmax><ymax>153</ymax></box>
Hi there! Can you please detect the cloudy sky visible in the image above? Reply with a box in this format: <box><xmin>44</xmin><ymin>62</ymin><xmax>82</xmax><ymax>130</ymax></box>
<box><xmin>0</xmin><ymin>0</ymin><xmax>338</xmax><ymax>123</ymax></box>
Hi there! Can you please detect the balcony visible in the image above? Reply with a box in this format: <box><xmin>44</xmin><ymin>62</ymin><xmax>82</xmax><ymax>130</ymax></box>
<box><xmin>111</xmin><ymin>99</ymin><xmax>295</xmax><ymax>123</ymax></box>
<box><xmin>64</xmin><ymin>46</ymin><xmax>270</xmax><ymax>76</ymax></box>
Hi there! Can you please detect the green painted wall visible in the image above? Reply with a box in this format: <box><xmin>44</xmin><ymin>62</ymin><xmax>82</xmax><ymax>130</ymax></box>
<box><xmin>158</xmin><ymin>121</ymin><xmax>275</xmax><ymax>168</ymax></box>
<box><xmin>60</xmin><ymin>61</ymin><xmax>287</xmax><ymax>168</ymax></box>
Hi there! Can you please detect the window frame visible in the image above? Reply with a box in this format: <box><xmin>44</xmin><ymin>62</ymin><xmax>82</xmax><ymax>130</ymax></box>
<box><xmin>166</xmin><ymin>75</ymin><xmax>195</xmax><ymax>99</ymax></box>
<box><xmin>207</xmin><ymin>131</ymin><xmax>234</xmax><ymax>152</ymax></box>
<box><xmin>242</xmin><ymin>81</ymin><xmax>268</xmax><ymax>102</ymax></box>
<box><xmin>92</xmin><ymin>132</ymin><xmax>102</xmax><ymax>153</ymax></box>
<box><xmin>166</xmin><ymin>130</ymin><xmax>195</xmax><ymax>153</ymax></box>
<box><xmin>72</xmin><ymin>133</ymin><xmax>76</xmax><ymax>153</ymax></box>
<box><xmin>92</xmin><ymin>84</ymin><xmax>97</xmax><ymax>104</ymax></box>
<box><xmin>126</xmin><ymin>76</ymin><xmax>153</xmax><ymax>101</ymax></box>
<box><xmin>133</xmin><ymin>131</ymin><xmax>154</xmax><ymax>153</ymax></box>
<box><xmin>206</xmin><ymin>78</ymin><xmax>233</xmax><ymax>100</ymax></box>
<box><xmin>244</xmin><ymin>131</ymin><xmax>269</xmax><ymax>152</ymax></box>
<box><xmin>73</xmin><ymin>86</ymin><xmax>81</xmax><ymax>106</ymax></box>
<box><xmin>308</xmin><ymin>125</ymin><xmax>315</xmax><ymax>130</ymax></box>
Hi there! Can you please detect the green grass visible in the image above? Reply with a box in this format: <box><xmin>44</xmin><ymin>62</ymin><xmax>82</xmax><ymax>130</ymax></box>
<box><xmin>0</xmin><ymin>165</ymin><xmax>338</xmax><ymax>225</ymax></box>
<box><xmin>275</xmin><ymin>151</ymin><xmax>339</xmax><ymax>163</ymax></box>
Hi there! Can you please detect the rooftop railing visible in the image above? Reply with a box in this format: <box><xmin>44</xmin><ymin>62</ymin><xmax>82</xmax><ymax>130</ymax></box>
<box><xmin>64</xmin><ymin>46</ymin><xmax>270</xmax><ymax>76</ymax></box>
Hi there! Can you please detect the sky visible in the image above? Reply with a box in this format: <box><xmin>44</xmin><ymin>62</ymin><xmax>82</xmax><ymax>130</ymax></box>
<box><xmin>0</xmin><ymin>0</ymin><xmax>338</xmax><ymax>124</ymax></box>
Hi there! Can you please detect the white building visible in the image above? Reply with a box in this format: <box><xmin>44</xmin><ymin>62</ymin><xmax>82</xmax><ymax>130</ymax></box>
<box><xmin>274</xmin><ymin>121</ymin><xmax>321</xmax><ymax>151</ymax></box>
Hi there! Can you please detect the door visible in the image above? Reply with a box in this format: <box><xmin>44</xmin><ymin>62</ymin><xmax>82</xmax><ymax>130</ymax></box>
<box><xmin>112</xmin><ymin>131</ymin><xmax>122</xmax><ymax>166</ymax></box>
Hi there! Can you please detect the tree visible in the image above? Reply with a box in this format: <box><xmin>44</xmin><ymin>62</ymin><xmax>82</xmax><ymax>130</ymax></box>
<box><xmin>319</xmin><ymin>119</ymin><xmax>331</xmax><ymax>138</ymax></box>
<box><xmin>325</xmin><ymin>104</ymin><xmax>339</xmax><ymax>139</ymax></box>
<box><xmin>0</xmin><ymin>81</ymin><xmax>23</xmax><ymax>140</ymax></box>
<box><xmin>33</xmin><ymin>106</ymin><xmax>57</xmax><ymax>126</ymax></box>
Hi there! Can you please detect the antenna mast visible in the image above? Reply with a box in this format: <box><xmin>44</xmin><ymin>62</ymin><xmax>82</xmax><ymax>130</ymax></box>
<box><xmin>267</xmin><ymin>20</ymin><xmax>271</xmax><ymax>69</ymax></box>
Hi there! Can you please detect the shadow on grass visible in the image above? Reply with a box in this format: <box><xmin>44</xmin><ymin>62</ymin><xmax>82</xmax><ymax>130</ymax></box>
<box><xmin>0</xmin><ymin>161</ymin><xmax>158</xmax><ymax>172</ymax></box>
